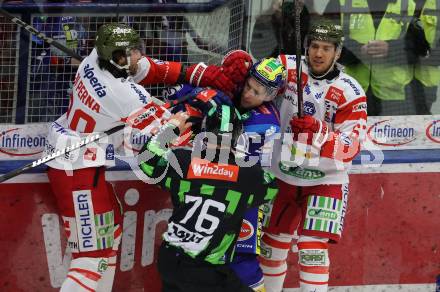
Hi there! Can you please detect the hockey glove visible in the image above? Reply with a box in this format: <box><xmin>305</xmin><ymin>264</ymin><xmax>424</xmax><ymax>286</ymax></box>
<box><xmin>290</xmin><ymin>115</ymin><xmax>329</xmax><ymax>149</ymax></box>
<box><xmin>221</xmin><ymin>49</ymin><xmax>253</xmax><ymax>89</ymax></box>
<box><xmin>185</xmin><ymin>63</ymin><xmax>236</xmax><ymax>97</ymax></box>
<box><xmin>162</xmin><ymin>86</ymin><xmax>231</xmax><ymax>135</ymax></box>
<box><xmin>187</xmin><ymin>88</ymin><xmax>232</xmax><ymax>114</ymax></box>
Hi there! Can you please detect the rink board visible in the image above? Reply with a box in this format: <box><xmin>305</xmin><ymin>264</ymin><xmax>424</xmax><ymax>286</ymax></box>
<box><xmin>1</xmin><ymin>115</ymin><xmax>439</xmax><ymax>291</ymax></box>
<box><xmin>0</xmin><ymin>169</ymin><xmax>438</xmax><ymax>292</ymax></box>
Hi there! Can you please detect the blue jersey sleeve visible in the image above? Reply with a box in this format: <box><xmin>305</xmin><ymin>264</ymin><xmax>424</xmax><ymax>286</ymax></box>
<box><xmin>242</xmin><ymin>101</ymin><xmax>280</xmax><ymax>159</ymax></box>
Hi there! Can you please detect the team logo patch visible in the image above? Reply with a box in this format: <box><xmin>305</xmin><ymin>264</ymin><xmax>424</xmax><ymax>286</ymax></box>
<box><xmin>187</xmin><ymin>158</ymin><xmax>239</xmax><ymax>182</ymax></box>
<box><xmin>238</xmin><ymin>219</ymin><xmax>255</xmax><ymax>241</ymax></box>
<box><xmin>260</xmin><ymin>245</ymin><xmax>272</xmax><ymax>258</ymax></box>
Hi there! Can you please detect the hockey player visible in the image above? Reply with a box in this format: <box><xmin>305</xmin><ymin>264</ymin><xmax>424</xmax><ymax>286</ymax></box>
<box><xmin>137</xmin><ymin>104</ymin><xmax>279</xmax><ymax>292</ymax></box>
<box><xmin>44</xmin><ymin>23</ymin><xmax>239</xmax><ymax>292</ymax></box>
<box><xmin>228</xmin><ymin>57</ymin><xmax>285</xmax><ymax>292</ymax></box>
<box><xmin>258</xmin><ymin>20</ymin><xmax>368</xmax><ymax>292</ymax></box>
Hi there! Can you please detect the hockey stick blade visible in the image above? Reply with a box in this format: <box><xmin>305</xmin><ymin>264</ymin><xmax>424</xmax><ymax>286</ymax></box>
<box><xmin>0</xmin><ymin>8</ymin><xmax>84</xmax><ymax>62</ymax></box>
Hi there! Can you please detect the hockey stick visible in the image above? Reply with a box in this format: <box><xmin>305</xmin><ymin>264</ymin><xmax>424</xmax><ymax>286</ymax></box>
<box><xmin>116</xmin><ymin>0</ymin><xmax>121</xmax><ymax>20</ymax></box>
<box><xmin>294</xmin><ymin>0</ymin><xmax>304</xmax><ymax>117</ymax></box>
<box><xmin>279</xmin><ymin>0</ymin><xmax>285</xmax><ymax>55</ymax></box>
<box><xmin>0</xmin><ymin>93</ymin><xmax>194</xmax><ymax>184</ymax></box>
<box><xmin>0</xmin><ymin>124</ymin><xmax>124</xmax><ymax>183</ymax></box>
<box><xmin>0</xmin><ymin>8</ymin><xmax>84</xmax><ymax>62</ymax></box>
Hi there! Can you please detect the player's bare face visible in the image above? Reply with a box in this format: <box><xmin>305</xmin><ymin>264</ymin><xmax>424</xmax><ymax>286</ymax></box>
<box><xmin>128</xmin><ymin>49</ymin><xmax>142</xmax><ymax>75</ymax></box>
<box><xmin>308</xmin><ymin>40</ymin><xmax>338</xmax><ymax>75</ymax></box>
<box><xmin>240</xmin><ymin>77</ymin><xmax>268</xmax><ymax>109</ymax></box>
<box><xmin>113</xmin><ymin>48</ymin><xmax>142</xmax><ymax>74</ymax></box>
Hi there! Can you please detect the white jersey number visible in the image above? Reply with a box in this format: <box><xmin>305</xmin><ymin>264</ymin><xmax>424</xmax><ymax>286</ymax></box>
<box><xmin>180</xmin><ymin>195</ymin><xmax>225</xmax><ymax>235</ymax></box>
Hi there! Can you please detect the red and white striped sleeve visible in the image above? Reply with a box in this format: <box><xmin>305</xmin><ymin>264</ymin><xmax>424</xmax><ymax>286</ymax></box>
<box><xmin>134</xmin><ymin>56</ymin><xmax>183</xmax><ymax>86</ymax></box>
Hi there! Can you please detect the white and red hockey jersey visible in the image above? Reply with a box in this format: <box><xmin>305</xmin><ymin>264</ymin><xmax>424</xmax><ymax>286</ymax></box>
<box><xmin>269</xmin><ymin>55</ymin><xmax>368</xmax><ymax>186</ymax></box>
<box><xmin>45</xmin><ymin>49</ymin><xmax>171</xmax><ymax>170</ymax></box>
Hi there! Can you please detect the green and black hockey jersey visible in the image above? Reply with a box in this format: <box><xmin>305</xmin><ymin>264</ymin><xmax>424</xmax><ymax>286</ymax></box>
<box><xmin>138</xmin><ymin>123</ymin><xmax>278</xmax><ymax>265</ymax></box>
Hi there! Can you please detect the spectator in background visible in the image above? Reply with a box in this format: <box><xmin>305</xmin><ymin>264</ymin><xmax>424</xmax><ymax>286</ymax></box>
<box><xmin>139</xmin><ymin>0</ymin><xmax>221</xmax><ymax>63</ymax></box>
<box><xmin>407</xmin><ymin>0</ymin><xmax>440</xmax><ymax>114</ymax></box>
<box><xmin>324</xmin><ymin>0</ymin><xmax>418</xmax><ymax>116</ymax></box>
<box><xmin>250</xmin><ymin>0</ymin><xmax>314</xmax><ymax>59</ymax></box>
<box><xmin>127</xmin><ymin>0</ymin><xmax>224</xmax><ymax>97</ymax></box>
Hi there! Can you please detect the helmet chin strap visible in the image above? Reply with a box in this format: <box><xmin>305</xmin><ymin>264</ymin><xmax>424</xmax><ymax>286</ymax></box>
<box><xmin>109</xmin><ymin>58</ymin><xmax>131</xmax><ymax>73</ymax></box>
<box><xmin>109</xmin><ymin>48</ymin><xmax>132</xmax><ymax>74</ymax></box>
<box><xmin>306</xmin><ymin>46</ymin><xmax>342</xmax><ymax>79</ymax></box>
